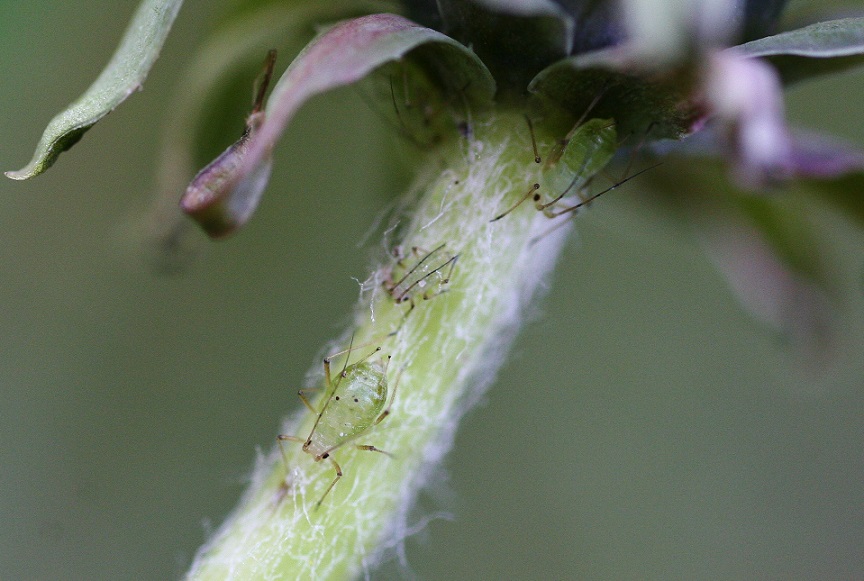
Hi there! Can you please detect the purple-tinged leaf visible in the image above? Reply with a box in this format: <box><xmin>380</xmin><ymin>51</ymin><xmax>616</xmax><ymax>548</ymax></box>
<box><xmin>736</xmin><ymin>17</ymin><xmax>864</xmax><ymax>84</ymax></box>
<box><xmin>704</xmin><ymin>51</ymin><xmax>793</xmax><ymax>187</ymax></box>
<box><xmin>784</xmin><ymin>129</ymin><xmax>864</xmax><ymax>179</ymax></box>
<box><xmin>146</xmin><ymin>1</ymin><xmax>391</xmax><ymax>266</ymax></box>
<box><xmin>705</xmin><ymin>50</ymin><xmax>864</xmax><ymax>187</ymax></box>
<box><xmin>182</xmin><ymin>13</ymin><xmax>494</xmax><ymax>238</ymax></box>
<box><xmin>696</xmin><ymin>197</ymin><xmax>835</xmax><ymax>360</ymax></box>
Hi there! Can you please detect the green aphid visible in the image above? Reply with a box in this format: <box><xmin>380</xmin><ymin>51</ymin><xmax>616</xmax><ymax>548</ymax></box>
<box><xmin>278</xmin><ymin>344</ymin><xmax>398</xmax><ymax>508</ymax></box>
<box><xmin>491</xmin><ymin>117</ymin><xmax>618</xmax><ymax>222</ymax></box>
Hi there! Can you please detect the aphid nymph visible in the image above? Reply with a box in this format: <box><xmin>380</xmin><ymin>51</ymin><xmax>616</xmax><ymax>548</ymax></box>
<box><xmin>492</xmin><ymin>114</ymin><xmax>658</xmax><ymax>223</ymax></box>
<box><xmin>278</xmin><ymin>340</ymin><xmax>398</xmax><ymax>508</ymax></box>
<box><xmin>383</xmin><ymin>243</ymin><xmax>459</xmax><ymax>310</ymax></box>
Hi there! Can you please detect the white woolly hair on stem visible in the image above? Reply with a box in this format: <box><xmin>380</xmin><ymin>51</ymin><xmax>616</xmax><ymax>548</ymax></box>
<box><xmin>184</xmin><ymin>109</ymin><xmax>574</xmax><ymax>581</ymax></box>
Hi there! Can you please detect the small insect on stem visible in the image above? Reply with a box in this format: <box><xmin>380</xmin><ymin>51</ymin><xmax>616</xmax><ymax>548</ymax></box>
<box><xmin>278</xmin><ymin>337</ymin><xmax>400</xmax><ymax>508</ymax></box>
<box><xmin>382</xmin><ymin>243</ymin><xmax>459</xmax><ymax>313</ymax></box>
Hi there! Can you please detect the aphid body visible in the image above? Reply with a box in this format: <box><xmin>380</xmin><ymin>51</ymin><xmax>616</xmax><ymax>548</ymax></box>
<box><xmin>491</xmin><ymin>118</ymin><xmax>618</xmax><ymax>222</ymax></box>
<box><xmin>304</xmin><ymin>359</ymin><xmax>389</xmax><ymax>456</ymax></box>
<box><xmin>543</xmin><ymin>117</ymin><xmax>617</xmax><ymax>199</ymax></box>
<box><xmin>279</xmin><ymin>347</ymin><xmax>396</xmax><ymax>507</ymax></box>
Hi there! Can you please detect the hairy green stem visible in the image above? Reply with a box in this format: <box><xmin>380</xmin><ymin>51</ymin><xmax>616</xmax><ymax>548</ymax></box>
<box><xmin>186</xmin><ymin>109</ymin><xmax>572</xmax><ymax>580</ymax></box>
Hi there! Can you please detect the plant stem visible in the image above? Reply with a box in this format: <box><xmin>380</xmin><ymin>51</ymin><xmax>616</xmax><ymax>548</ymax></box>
<box><xmin>185</xmin><ymin>109</ymin><xmax>572</xmax><ymax>580</ymax></box>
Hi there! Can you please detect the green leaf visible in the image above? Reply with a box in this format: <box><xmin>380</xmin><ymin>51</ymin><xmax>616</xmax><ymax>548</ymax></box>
<box><xmin>736</xmin><ymin>17</ymin><xmax>864</xmax><ymax>84</ymax></box>
<box><xmin>528</xmin><ymin>49</ymin><xmax>700</xmax><ymax>140</ymax></box>
<box><xmin>182</xmin><ymin>12</ymin><xmax>495</xmax><ymax>238</ymax></box>
<box><xmin>6</xmin><ymin>0</ymin><xmax>183</xmax><ymax>180</ymax></box>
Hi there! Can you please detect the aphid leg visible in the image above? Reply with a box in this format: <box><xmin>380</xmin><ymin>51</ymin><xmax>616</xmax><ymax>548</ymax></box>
<box><xmin>535</xmin><ymin>172</ymin><xmax>598</xmax><ymax>217</ymax></box>
<box><xmin>316</xmin><ymin>455</ymin><xmax>343</xmax><ymax>508</ymax></box>
<box><xmin>528</xmin><ymin>162</ymin><xmax>662</xmax><ymax>246</ymax></box>
<box><xmin>420</xmin><ymin>253</ymin><xmax>459</xmax><ymax>300</ymax></box>
<box><xmin>277</xmin><ymin>434</ymin><xmax>304</xmax><ymax>466</ymax></box>
<box><xmin>388</xmin><ymin>243</ymin><xmax>446</xmax><ymax>294</ymax></box>
<box><xmin>297</xmin><ymin>387</ymin><xmax>321</xmax><ymax>413</ymax></box>
<box><xmin>490</xmin><ymin>183</ymin><xmax>540</xmax><ymax>222</ymax></box>
<box><xmin>405</xmin><ymin>251</ymin><xmax>459</xmax><ymax>300</ymax></box>
<box><xmin>525</xmin><ymin>115</ymin><xmax>541</xmax><ymax>164</ymax></box>
<box><xmin>546</xmin><ymin>163</ymin><xmax>660</xmax><ymax>219</ymax></box>
<box><xmin>617</xmin><ymin>121</ymin><xmax>657</xmax><ymax>182</ymax></box>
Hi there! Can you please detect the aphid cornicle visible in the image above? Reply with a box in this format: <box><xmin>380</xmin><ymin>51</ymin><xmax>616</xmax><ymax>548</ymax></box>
<box><xmin>383</xmin><ymin>243</ymin><xmax>459</xmax><ymax>310</ymax></box>
<box><xmin>278</xmin><ymin>342</ymin><xmax>398</xmax><ymax>508</ymax></box>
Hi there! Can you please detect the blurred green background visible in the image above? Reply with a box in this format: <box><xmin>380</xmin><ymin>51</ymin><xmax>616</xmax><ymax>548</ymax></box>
<box><xmin>2</xmin><ymin>1</ymin><xmax>862</xmax><ymax>579</ymax></box>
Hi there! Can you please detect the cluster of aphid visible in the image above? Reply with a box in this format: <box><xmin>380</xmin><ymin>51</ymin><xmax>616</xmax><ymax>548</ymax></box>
<box><xmin>278</xmin><ymin>243</ymin><xmax>459</xmax><ymax>508</ymax></box>
<box><xmin>277</xmin><ymin>65</ymin><xmax>657</xmax><ymax>508</ymax></box>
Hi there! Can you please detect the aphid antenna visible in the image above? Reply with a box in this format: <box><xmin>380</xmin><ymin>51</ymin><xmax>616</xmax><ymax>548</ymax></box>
<box><xmin>397</xmin><ymin>252</ymin><xmax>459</xmax><ymax>302</ymax></box>
<box><xmin>524</xmin><ymin>115</ymin><xmax>541</xmax><ymax>163</ymax></box>
<box><xmin>528</xmin><ymin>162</ymin><xmax>661</xmax><ymax>247</ymax></box>
<box><xmin>490</xmin><ymin>183</ymin><xmax>540</xmax><ymax>222</ymax></box>
<box><xmin>388</xmin><ymin>242</ymin><xmax>447</xmax><ymax>291</ymax></box>
<box><xmin>567</xmin><ymin>85</ymin><xmax>609</xmax><ymax>139</ymax></box>
<box><xmin>547</xmin><ymin>162</ymin><xmax>661</xmax><ymax>218</ymax></box>
<box><xmin>251</xmin><ymin>49</ymin><xmax>277</xmax><ymax>115</ymax></box>
<box><xmin>617</xmin><ymin>121</ymin><xmax>658</xmax><ymax>182</ymax></box>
